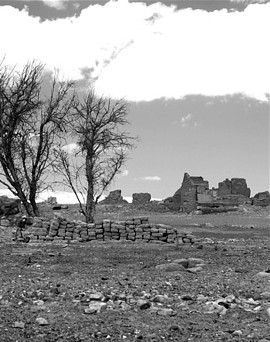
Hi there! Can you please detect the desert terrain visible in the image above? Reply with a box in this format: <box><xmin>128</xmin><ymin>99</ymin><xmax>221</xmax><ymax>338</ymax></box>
<box><xmin>0</xmin><ymin>204</ymin><xmax>269</xmax><ymax>342</ymax></box>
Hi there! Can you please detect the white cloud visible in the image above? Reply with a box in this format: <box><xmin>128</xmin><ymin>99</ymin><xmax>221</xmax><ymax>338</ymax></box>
<box><xmin>0</xmin><ymin>2</ymin><xmax>269</xmax><ymax>102</ymax></box>
<box><xmin>141</xmin><ymin>176</ymin><xmax>161</xmax><ymax>181</ymax></box>
<box><xmin>62</xmin><ymin>143</ymin><xmax>79</xmax><ymax>154</ymax></box>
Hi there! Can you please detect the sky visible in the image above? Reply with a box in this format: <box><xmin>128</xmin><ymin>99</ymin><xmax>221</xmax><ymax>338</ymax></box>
<box><xmin>0</xmin><ymin>0</ymin><xmax>269</xmax><ymax>202</ymax></box>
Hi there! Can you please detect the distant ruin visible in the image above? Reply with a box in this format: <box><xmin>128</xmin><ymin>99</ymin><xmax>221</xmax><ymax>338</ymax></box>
<box><xmin>99</xmin><ymin>190</ymin><xmax>128</xmax><ymax>205</ymax></box>
<box><xmin>132</xmin><ymin>193</ymin><xmax>151</xmax><ymax>205</ymax></box>
<box><xmin>164</xmin><ymin>173</ymin><xmax>252</xmax><ymax>213</ymax></box>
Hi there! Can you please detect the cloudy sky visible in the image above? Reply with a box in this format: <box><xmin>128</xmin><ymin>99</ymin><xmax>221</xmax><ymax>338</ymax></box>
<box><xmin>0</xmin><ymin>0</ymin><xmax>269</xmax><ymax>201</ymax></box>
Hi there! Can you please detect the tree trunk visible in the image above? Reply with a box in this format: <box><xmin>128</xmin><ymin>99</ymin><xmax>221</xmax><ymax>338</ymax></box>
<box><xmin>85</xmin><ymin>154</ymin><xmax>95</xmax><ymax>223</ymax></box>
<box><xmin>15</xmin><ymin>187</ymin><xmax>35</xmax><ymax>217</ymax></box>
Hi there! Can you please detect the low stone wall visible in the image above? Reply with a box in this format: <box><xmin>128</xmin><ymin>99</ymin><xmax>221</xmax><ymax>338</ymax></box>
<box><xmin>7</xmin><ymin>216</ymin><xmax>177</xmax><ymax>244</ymax></box>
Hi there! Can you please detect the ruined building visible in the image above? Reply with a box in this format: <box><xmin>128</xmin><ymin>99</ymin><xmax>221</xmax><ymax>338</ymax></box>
<box><xmin>165</xmin><ymin>173</ymin><xmax>251</xmax><ymax>213</ymax></box>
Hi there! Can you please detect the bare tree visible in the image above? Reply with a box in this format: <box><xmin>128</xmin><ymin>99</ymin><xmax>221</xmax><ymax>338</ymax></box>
<box><xmin>54</xmin><ymin>89</ymin><xmax>136</xmax><ymax>223</ymax></box>
<box><xmin>0</xmin><ymin>61</ymin><xmax>75</xmax><ymax>216</ymax></box>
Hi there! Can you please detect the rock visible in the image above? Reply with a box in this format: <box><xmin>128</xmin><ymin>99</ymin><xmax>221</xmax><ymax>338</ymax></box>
<box><xmin>137</xmin><ymin>299</ymin><xmax>151</xmax><ymax>310</ymax></box>
<box><xmin>196</xmin><ymin>294</ymin><xmax>208</xmax><ymax>302</ymax></box>
<box><xmin>168</xmin><ymin>325</ymin><xmax>181</xmax><ymax>331</ymax></box>
<box><xmin>0</xmin><ymin>196</ymin><xmax>21</xmax><ymax>216</ymax></box>
<box><xmin>85</xmin><ymin>302</ymin><xmax>107</xmax><ymax>314</ymax></box>
<box><xmin>36</xmin><ymin>317</ymin><xmax>49</xmax><ymax>325</ymax></box>
<box><xmin>156</xmin><ymin>308</ymin><xmax>177</xmax><ymax>316</ymax></box>
<box><xmin>260</xmin><ymin>292</ymin><xmax>270</xmax><ymax>299</ymax></box>
<box><xmin>232</xmin><ymin>330</ymin><xmax>243</xmax><ymax>336</ymax></box>
<box><xmin>172</xmin><ymin>259</ymin><xmax>189</xmax><ymax>268</ymax></box>
<box><xmin>33</xmin><ymin>300</ymin><xmax>45</xmax><ymax>306</ymax></box>
<box><xmin>204</xmin><ymin>301</ymin><xmax>227</xmax><ymax>315</ymax></box>
<box><xmin>152</xmin><ymin>295</ymin><xmax>166</xmax><ymax>303</ymax></box>
<box><xmin>255</xmin><ymin>271</ymin><xmax>270</xmax><ymax>278</ymax></box>
<box><xmin>188</xmin><ymin>258</ymin><xmax>205</xmax><ymax>268</ymax></box>
<box><xmin>89</xmin><ymin>292</ymin><xmax>104</xmax><ymax>301</ymax></box>
<box><xmin>155</xmin><ymin>263</ymin><xmax>185</xmax><ymax>272</ymax></box>
<box><xmin>187</xmin><ymin>266</ymin><xmax>203</xmax><ymax>273</ymax></box>
<box><xmin>181</xmin><ymin>294</ymin><xmax>194</xmax><ymax>301</ymax></box>
<box><xmin>13</xmin><ymin>321</ymin><xmax>25</xmax><ymax>329</ymax></box>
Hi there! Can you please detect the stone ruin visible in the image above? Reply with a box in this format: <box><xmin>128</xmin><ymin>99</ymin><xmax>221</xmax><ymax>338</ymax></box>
<box><xmin>0</xmin><ymin>196</ymin><xmax>21</xmax><ymax>217</ymax></box>
<box><xmin>252</xmin><ymin>191</ymin><xmax>270</xmax><ymax>207</ymax></box>
<box><xmin>164</xmin><ymin>173</ymin><xmax>252</xmax><ymax>213</ymax></box>
<box><xmin>99</xmin><ymin>190</ymin><xmax>128</xmax><ymax>205</ymax></box>
<box><xmin>132</xmin><ymin>193</ymin><xmax>151</xmax><ymax>205</ymax></box>
<box><xmin>4</xmin><ymin>216</ymin><xmax>177</xmax><ymax>245</ymax></box>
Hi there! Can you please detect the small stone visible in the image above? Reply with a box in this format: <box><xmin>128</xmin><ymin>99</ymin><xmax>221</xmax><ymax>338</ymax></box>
<box><xmin>260</xmin><ymin>292</ymin><xmax>270</xmax><ymax>299</ymax></box>
<box><xmin>89</xmin><ymin>292</ymin><xmax>104</xmax><ymax>301</ymax></box>
<box><xmin>13</xmin><ymin>321</ymin><xmax>25</xmax><ymax>329</ymax></box>
<box><xmin>267</xmin><ymin>308</ymin><xmax>270</xmax><ymax>317</ymax></box>
<box><xmin>232</xmin><ymin>330</ymin><xmax>243</xmax><ymax>336</ymax></box>
<box><xmin>85</xmin><ymin>302</ymin><xmax>107</xmax><ymax>314</ymax></box>
<box><xmin>172</xmin><ymin>259</ymin><xmax>189</xmax><ymax>268</ymax></box>
<box><xmin>181</xmin><ymin>294</ymin><xmax>194</xmax><ymax>301</ymax></box>
<box><xmin>188</xmin><ymin>258</ymin><xmax>205</xmax><ymax>268</ymax></box>
<box><xmin>33</xmin><ymin>300</ymin><xmax>45</xmax><ymax>306</ymax></box>
<box><xmin>157</xmin><ymin>308</ymin><xmax>177</xmax><ymax>316</ymax></box>
<box><xmin>36</xmin><ymin>317</ymin><xmax>49</xmax><ymax>325</ymax></box>
<box><xmin>137</xmin><ymin>299</ymin><xmax>151</xmax><ymax>310</ymax></box>
<box><xmin>187</xmin><ymin>266</ymin><xmax>203</xmax><ymax>273</ymax></box>
<box><xmin>255</xmin><ymin>271</ymin><xmax>270</xmax><ymax>278</ymax></box>
<box><xmin>168</xmin><ymin>325</ymin><xmax>181</xmax><ymax>331</ymax></box>
<box><xmin>152</xmin><ymin>295</ymin><xmax>166</xmax><ymax>303</ymax></box>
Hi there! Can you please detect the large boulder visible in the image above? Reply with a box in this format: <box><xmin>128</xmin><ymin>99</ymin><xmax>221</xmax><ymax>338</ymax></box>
<box><xmin>99</xmin><ymin>190</ymin><xmax>128</xmax><ymax>205</ymax></box>
<box><xmin>132</xmin><ymin>193</ymin><xmax>151</xmax><ymax>205</ymax></box>
<box><xmin>0</xmin><ymin>196</ymin><xmax>21</xmax><ymax>217</ymax></box>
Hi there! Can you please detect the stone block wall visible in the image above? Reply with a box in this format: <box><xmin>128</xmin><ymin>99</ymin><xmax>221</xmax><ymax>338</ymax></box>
<box><xmin>12</xmin><ymin>216</ymin><xmax>177</xmax><ymax>244</ymax></box>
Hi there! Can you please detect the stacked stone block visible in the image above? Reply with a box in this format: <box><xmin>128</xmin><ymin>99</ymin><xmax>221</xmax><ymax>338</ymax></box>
<box><xmin>26</xmin><ymin>216</ymin><xmax>177</xmax><ymax>244</ymax></box>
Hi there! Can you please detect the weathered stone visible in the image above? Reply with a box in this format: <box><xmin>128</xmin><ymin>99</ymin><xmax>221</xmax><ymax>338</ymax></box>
<box><xmin>132</xmin><ymin>193</ymin><xmax>151</xmax><ymax>205</ymax></box>
<box><xmin>0</xmin><ymin>196</ymin><xmax>21</xmax><ymax>217</ymax></box>
<box><xmin>36</xmin><ymin>317</ymin><xmax>49</xmax><ymax>325</ymax></box>
<box><xmin>85</xmin><ymin>302</ymin><xmax>107</xmax><ymax>314</ymax></box>
<box><xmin>137</xmin><ymin>299</ymin><xmax>151</xmax><ymax>310</ymax></box>
<box><xmin>156</xmin><ymin>308</ymin><xmax>177</xmax><ymax>316</ymax></box>
<box><xmin>99</xmin><ymin>190</ymin><xmax>128</xmax><ymax>205</ymax></box>
<box><xmin>155</xmin><ymin>263</ymin><xmax>185</xmax><ymax>272</ymax></box>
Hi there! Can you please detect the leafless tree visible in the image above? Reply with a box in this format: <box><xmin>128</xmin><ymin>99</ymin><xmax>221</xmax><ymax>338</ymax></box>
<box><xmin>0</xmin><ymin>61</ymin><xmax>75</xmax><ymax>216</ymax></box>
<box><xmin>54</xmin><ymin>89</ymin><xmax>136</xmax><ymax>223</ymax></box>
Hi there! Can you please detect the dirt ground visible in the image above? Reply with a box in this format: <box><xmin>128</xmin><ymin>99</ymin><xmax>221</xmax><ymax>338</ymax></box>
<box><xmin>0</xmin><ymin>205</ymin><xmax>269</xmax><ymax>342</ymax></box>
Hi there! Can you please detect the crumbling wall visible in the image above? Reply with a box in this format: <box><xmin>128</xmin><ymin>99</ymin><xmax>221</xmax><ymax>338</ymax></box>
<box><xmin>132</xmin><ymin>193</ymin><xmax>151</xmax><ymax>205</ymax></box>
<box><xmin>8</xmin><ymin>216</ymin><xmax>177</xmax><ymax>244</ymax></box>
<box><xmin>218</xmin><ymin>178</ymin><xmax>250</xmax><ymax>198</ymax></box>
<box><xmin>99</xmin><ymin>190</ymin><xmax>128</xmax><ymax>205</ymax></box>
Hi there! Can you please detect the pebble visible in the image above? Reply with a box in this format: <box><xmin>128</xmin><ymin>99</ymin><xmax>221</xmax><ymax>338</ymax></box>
<box><xmin>172</xmin><ymin>259</ymin><xmax>189</xmax><ymax>268</ymax></box>
<box><xmin>232</xmin><ymin>330</ymin><xmax>243</xmax><ymax>336</ymax></box>
<box><xmin>255</xmin><ymin>271</ymin><xmax>270</xmax><ymax>278</ymax></box>
<box><xmin>137</xmin><ymin>299</ymin><xmax>151</xmax><ymax>310</ymax></box>
<box><xmin>13</xmin><ymin>321</ymin><xmax>25</xmax><ymax>329</ymax></box>
<box><xmin>85</xmin><ymin>302</ymin><xmax>107</xmax><ymax>314</ymax></box>
<box><xmin>260</xmin><ymin>292</ymin><xmax>270</xmax><ymax>299</ymax></box>
<box><xmin>188</xmin><ymin>258</ymin><xmax>205</xmax><ymax>268</ymax></box>
<box><xmin>187</xmin><ymin>266</ymin><xmax>203</xmax><ymax>273</ymax></box>
<box><xmin>89</xmin><ymin>292</ymin><xmax>104</xmax><ymax>301</ymax></box>
<box><xmin>36</xmin><ymin>317</ymin><xmax>49</xmax><ymax>325</ymax></box>
<box><xmin>156</xmin><ymin>308</ymin><xmax>177</xmax><ymax>316</ymax></box>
